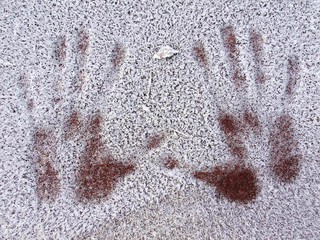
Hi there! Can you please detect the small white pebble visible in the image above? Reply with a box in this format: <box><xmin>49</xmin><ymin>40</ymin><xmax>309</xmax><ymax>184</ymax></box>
<box><xmin>153</xmin><ymin>46</ymin><xmax>179</xmax><ymax>60</ymax></box>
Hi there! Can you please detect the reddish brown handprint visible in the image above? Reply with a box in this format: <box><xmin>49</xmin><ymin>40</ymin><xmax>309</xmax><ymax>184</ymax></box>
<box><xmin>193</xmin><ymin>27</ymin><xmax>302</xmax><ymax>204</ymax></box>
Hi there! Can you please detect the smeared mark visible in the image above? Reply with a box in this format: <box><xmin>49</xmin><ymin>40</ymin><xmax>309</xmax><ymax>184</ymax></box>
<box><xmin>286</xmin><ymin>56</ymin><xmax>300</xmax><ymax>96</ymax></box>
<box><xmin>193</xmin><ymin>42</ymin><xmax>208</xmax><ymax>67</ymax></box>
<box><xmin>76</xmin><ymin>112</ymin><xmax>135</xmax><ymax>202</ymax></box>
<box><xmin>77</xmin><ymin>159</ymin><xmax>135</xmax><ymax>202</ymax></box>
<box><xmin>221</xmin><ymin>26</ymin><xmax>246</xmax><ymax>87</ymax></box>
<box><xmin>218</xmin><ymin>113</ymin><xmax>247</xmax><ymax>160</ymax></box>
<box><xmin>147</xmin><ymin>133</ymin><xmax>166</xmax><ymax>150</ymax></box>
<box><xmin>249</xmin><ymin>29</ymin><xmax>266</xmax><ymax>84</ymax></box>
<box><xmin>111</xmin><ymin>44</ymin><xmax>126</xmax><ymax>69</ymax></box>
<box><xmin>269</xmin><ymin>114</ymin><xmax>301</xmax><ymax>182</ymax></box>
<box><xmin>194</xmin><ymin>163</ymin><xmax>259</xmax><ymax>204</ymax></box>
<box><xmin>163</xmin><ymin>157</ymin><xmax>179</xmax><ymax>169</ymax></box>
<box><xmin>218</xmin><ymin>113</ymin><xmax>242</xmax><ymax>136</ymax></box>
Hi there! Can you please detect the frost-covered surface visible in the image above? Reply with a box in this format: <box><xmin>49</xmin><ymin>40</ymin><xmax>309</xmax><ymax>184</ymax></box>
<box><xmin>0</xmin><ymin>0</ymin><xmax>319</xmax><ymax>239</ymax></box>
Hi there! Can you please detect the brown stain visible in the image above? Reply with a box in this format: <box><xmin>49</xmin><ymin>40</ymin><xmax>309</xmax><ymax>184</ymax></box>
<box><xmin>243</xmin><ymin>108</ymin><xmax>260</xmax><ymax>133</ymax></box>
<box><xmin>33</xmin><ymin>129</ymin><xmax>60</xmax><ymax>201</ymax></box>
<box><xmin>76</xmin><ymin>112</ymin><xmax>135</xmax><ymax>202</ymax></box>
<box><xmin>77</xmin><ymin>159</ymin><xmax>135</xmax><ymax>202</ymax></box>
<box><xmin>193</xmin><ymin>42</ymin><xmax>208</xmax><ymax>67</ymax></box>
<box><xmin>221</xmin><ymin>26</ymin><xmax>246</xmax><ymax>87</ymax></box>
<box><xmin>269</xmin><ymin>114</ymin><xmax>301</xmax><ymax>182</ymax></box>
<box><xmin>147</xmin><ymin>133</ymin><xmax>166</xmax><ymax>150</ymax></box>
<box><xmin>111</xmin><ymin>44</ymin><xmax>126</xmax><ymax>69</ymax></box>
<box><xmin>218</xmin><ymin>113</ymin><xmax>247</xmax><ymax>160</ymax></box>
<box><xmin>163</xmin><ymin>157</ymin><xmax>179</xmax><ymax>170</ymax></box>
<box><xmin>249</xmin><ymin>29</ymin><xmax>266</xmax><ymax>84</ymax></box>
<box><xmin>56</xmin><ymin>36</ymin><xmax>67</xmax><ymax>64</ymax></box>
<box><xmin>218</xmin><ymin>113</ymin><xmax>242</xmax><ymax>136</ymax></box>
<box><xmin>286</xmin><ymin>56</ymin><xmax>300</xmax><ymax>96</ymax></box>
<box><xmin>194</xmin><ymin>163</ymin><xmax>260</xmax><ymax>204</ymax></box>
<box><xmin>78</xmin><ymin>30</ymin><xmax>89</xmax><ymax>55</ymax></box>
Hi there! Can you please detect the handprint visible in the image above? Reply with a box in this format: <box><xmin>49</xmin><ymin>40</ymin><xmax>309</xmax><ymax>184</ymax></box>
<box><xmin>19</xmin><ymin>28</ymin><xmax>135</xmax><ymax>203</ymax></box>
<box><xmin>192</xmin><ymin>26</ymin><xmax>302</xmax><ymax>204</ymax></box>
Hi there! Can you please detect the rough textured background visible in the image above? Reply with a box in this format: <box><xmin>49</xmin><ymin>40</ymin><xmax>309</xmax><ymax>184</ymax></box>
<box><xmin>0</xmin><ymin>0</ymin><xmax>319</xmax><ymax>239</ymax></box>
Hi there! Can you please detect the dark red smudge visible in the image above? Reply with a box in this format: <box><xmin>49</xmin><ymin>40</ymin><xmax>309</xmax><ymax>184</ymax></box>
<box><xmin>243</xmin><ymin>108</ymin><xmax>260</xmax><ymax>133</ymax></box>
<box><xmin>33</xmin><ymin>129</ymin><xmax>60</xmax><ymax>201</ymax></box>
<box><xmin>76</xmin><ymin>112</ymin><xmax>135</xmax><ymax>202</ymax></box>
<box><xmin>147</xmin><ymin>133</ymin><xmax>166</xmax><ymax>150</ymax></box>
<box><xmin>78</xmin><ymin>30</ymin><xmax>89</xmax><ymax>55</ymax></box>
<box><xmin>65</xmin><ymin>111</ymin><xmax>82</xmax><ymax>139</ymax></box>
<box><xmin>193</xmin><ymin>42</ymin><xmax>208</xmax><ymax>67</ymax></box>
<box><xmin>221</xmin><ymin>26</ymin><xmax>246</xmax><ymax>87</ymax></box>
<box><xmin>163</xmin><ymin>157</ymin><xmax>179</xmax><ymax>170</ymax></box>
<box><xmin>218</xmin><ymin>113</ymin><xmax>242</xmax><ymax>136</ymax></box>
<box><xmin>194</xmin><ymin>163</ymin><xmax>260</xmax><ymax>204</ymax></box>
<box><xmin>77</xmin><ymin>159</ymin><xmax>135</xmax><ymax>202</ymax></box>
<box><xmin>56</xmin><ymin>36</ymin><xmax>67</xmax><ymax>64</ymax></box>
<box><xmin>111</xmin><ymin>44</ymin><xmax>126</xmax><ymax>69</ymax></box>
<box><xmin>269</xmin><ymin>114</ymin><xmax>301</xmax><ymax>182</ymax></box>
<box><xmin>286</xmin><ymin>56</ymin><xmax>300</xmax><ymax>96</ymax></box>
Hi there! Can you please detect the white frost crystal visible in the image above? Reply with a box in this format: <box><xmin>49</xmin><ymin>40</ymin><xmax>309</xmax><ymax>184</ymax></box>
<box><xmin>153</xmin><ymin>46</ymin><xmax>179</xmax><ymax>60</ymax></box>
